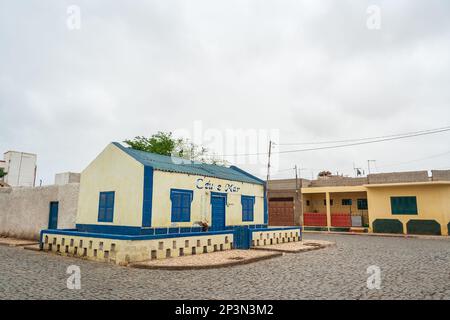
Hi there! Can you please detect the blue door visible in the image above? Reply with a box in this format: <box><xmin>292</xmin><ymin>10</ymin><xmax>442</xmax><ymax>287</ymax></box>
<box><xmin>48</xmin><ymin>202</ymin><xmax>59</xmax><ymax>229</ymax></box>
<box><xmin>211</xmin><ymin>194</ymin><xmax>226</xmax><ymax>230</ymax></box>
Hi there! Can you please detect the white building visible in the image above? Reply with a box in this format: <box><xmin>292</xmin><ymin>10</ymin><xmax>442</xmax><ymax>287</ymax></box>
<box><xmin>2</xmin><ymin>151</ymin><xmax>37</xmax><ymax>187</ymax></box>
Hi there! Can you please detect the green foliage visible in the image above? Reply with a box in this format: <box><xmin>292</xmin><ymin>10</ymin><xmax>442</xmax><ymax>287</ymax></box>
<box><xmin>124</xmin><ymin>131</ymin><xmax>228</xmax><ymax>165</ymax></box>
<box><xmin>0</xmin><ymin>168</ymin><xmax>5</xmax><ymax>178</ymax></box>
<box><xmin>124</xmin><ymin>131</ymin><xmax>176</xmax><ymax>156</ymax></box>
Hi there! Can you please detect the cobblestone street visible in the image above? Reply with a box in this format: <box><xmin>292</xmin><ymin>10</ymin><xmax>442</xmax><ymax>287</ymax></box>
<box><xmin>1</xmin><ymin>233</ymin><xmax>450</xmax><ymax>300</ymax></box>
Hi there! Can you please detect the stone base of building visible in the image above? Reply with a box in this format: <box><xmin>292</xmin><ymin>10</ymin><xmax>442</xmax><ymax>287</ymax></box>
<box><xmin>40</xmin><ymin>226</ymin><xmax>302</xmax><ymax>266</ymax></box>
<box><xmin>40</xmin><ymin>229</ymin><xmax>234</xmax><ymax>265</ymax></box>
<box><xmin>251</xmin><ymin>228</ymin><xmax>301</xmax><ymax>247</ymax></box>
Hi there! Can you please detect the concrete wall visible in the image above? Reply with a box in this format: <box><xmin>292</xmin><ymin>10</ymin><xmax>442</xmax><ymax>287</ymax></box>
<box><xmin>368</xmin><ymin>171</ymin><xmax>429</xmax><ymax>184</ymax></box>
<box><xmin>367</xmin><ymin>184</ymin><xmax>450</xmax><ymax>235</ymax></box>
<box><xmin>310</xmin><ymin>177</ymin><xmax>368</xmax><ymax>187</ymax></box>
<box><xmin>55</xmin><ymin>172</ymin><xmax>81</xmax><ymax>185</ymax></box>
<box><xmin>0</xmin><ymin>184</ymin><xmax>79</xmax><ymax>240</ymax></box>
<box><xmin>432</xmin><ymin>170</ymin><xmax>450</xmax><ymax>181</ymax></box>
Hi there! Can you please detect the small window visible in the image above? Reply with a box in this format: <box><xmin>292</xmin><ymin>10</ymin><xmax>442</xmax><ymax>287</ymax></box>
<box><xmin>342</xmin><ymin>199</ymin><xmax>352</xmax><ymax>206</ymax></box>
<box><xmin>170</xmin><ymin>189</ymin><xmax>193</xmax><ymax>222</ymax></box>
<box><xmin>98</xmin><ymin>191</ymin><xmax>115</xmax><ymax>222</ymax></box>
<box><xmin>391</xmin><ymin>196</ymin><xmax>418</xmax><ymax>215</ymax></box>
<box><xmin>241</xmin><ymin>195</ymin><xmax>255</xmax><ymax>221</ymax></box>
<box><xmin>357</xmin><ymin>199</ymin><xmax>368</xmax><ymax>210</ymax></box>
<box><xmin>323</xmin><ymin>199</ymin><xmax>334</xmax><ymax>206</ymax></box>
<box><xmin>306</xmin><ymin>200</ymin><xmax>310</xmax><ymax>206</ymax></box>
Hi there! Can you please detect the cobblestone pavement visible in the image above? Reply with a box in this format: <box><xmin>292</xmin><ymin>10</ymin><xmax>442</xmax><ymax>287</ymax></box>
<box><xmin>1</xmin><ymin>233</ymin><xmax>450</xmax><ymax>300</ymax></box>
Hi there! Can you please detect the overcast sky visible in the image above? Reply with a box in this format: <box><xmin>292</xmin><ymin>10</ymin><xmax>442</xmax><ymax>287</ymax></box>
<box><xmin>1</xmin><ymin>0</ymin><xmax>449</xmax><ymax>184</ymax></box>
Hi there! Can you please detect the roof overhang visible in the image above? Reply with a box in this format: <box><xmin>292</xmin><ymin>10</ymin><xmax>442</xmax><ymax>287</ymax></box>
<box><xmin>301</xmin><ymin>185</ymin><xmax>367</xmax><ymax>194</ymax></box>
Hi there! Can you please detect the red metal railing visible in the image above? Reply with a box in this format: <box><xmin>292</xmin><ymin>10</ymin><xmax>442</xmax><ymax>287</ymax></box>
<box><xmin>304</xmin><ymin>212</ymin><xmax>352</xmax><ymax>227</ymax></box>
<box><xmin>330</xmin><ymin>213</ymin><xmax>352</xmax><ymax>227</ymax></box>
<box><xmin>304</xmin><ymin>212</ymin><xmax>327</xmax><ymax>226</ymax></box>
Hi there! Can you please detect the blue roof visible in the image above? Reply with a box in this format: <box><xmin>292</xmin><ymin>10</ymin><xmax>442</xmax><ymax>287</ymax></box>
<box><xmin>112</xmin><ymin>142</ymin><xmax>264</xmax><ymax>185</ymax></box>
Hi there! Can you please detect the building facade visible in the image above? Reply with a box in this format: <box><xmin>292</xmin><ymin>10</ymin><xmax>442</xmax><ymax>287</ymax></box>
<box><xmin>1</xmin><ymin>151</ymin><xmax>37</xmax><ymax>187</ymax></box>
<box><xmin>41</xmin><ymin>143</ymin><xmax>301</xmax><ymax>265</ymax></box>
<box><xmin>76</xmin><ymin>142</ymin><xmax>267</xmax><ymax>233</ymax></box>
<box><xmin>268</xmin><ymin>170</ymin><xmax>450</xmax><ymax>236</ymax></box>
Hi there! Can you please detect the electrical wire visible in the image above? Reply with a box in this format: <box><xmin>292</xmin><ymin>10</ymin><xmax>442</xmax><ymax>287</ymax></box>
<box><xmin>276</xmin><ymin>125</ymin><xmax>450</xmax><ymax>146</ymax></box>
<box><xmin>216</xmin><ymin>126</ymin><xmax>450</xmax><ymax>157</ymax></box>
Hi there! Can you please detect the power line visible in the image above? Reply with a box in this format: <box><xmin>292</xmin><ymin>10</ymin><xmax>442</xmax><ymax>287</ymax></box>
<box><xmin>217</xmin><ymin>126</ymin><xmax>450</xmax><ymax>157</ymax></box>
<box><xmin>376</xmin><ymin>150</ymin><xmax>450</xmax><ymax>169</ymax></box>
<box><xmin>277</xmin><ymin>125</ymin><xmax>450</xmax><ymax>146</ymax></box>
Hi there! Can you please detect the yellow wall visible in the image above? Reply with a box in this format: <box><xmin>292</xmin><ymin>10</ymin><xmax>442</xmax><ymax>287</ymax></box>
<box><xmin>77</xmin><ymin>143</ymin><xmax>265</xmax><ymax>229</ymax></box>
<box><xmin>367</xmin><ymin>184</ymin><xmax>450</xmax><ymax>235</ymax></box>
<box><xmin>76</xmin><ymin>143</ymin><xmax>144</xmax><ymax>227</ymax></box>
<box><xmin>152</xmin><ymin>170</ymin><xmax>265</xmax><ymax>227</ymax></box>
<box><xmin>303</xmin><ymin>192</ymin><xmax>368</xmax><ymax>215</ymax></box>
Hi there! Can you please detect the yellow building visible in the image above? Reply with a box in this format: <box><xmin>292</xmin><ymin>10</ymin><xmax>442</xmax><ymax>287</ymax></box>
<box><xmin>76</xmin><ymin>142</ymin><xmax>267</xmax><ymax>232</ymax></box>
<box><xmin>269</xmin><ymin>170</ymin><xmax>450</xmax><ymax>236</ymax></box>
<box><xmin>40</xmin><ymin>142</ymin><xmax>301</xmax><ymax>264</ymax></box>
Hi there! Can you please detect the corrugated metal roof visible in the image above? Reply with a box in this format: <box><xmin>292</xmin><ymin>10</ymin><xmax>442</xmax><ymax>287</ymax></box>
<box><xmin>112</xmin><ymin>142</ymin><xmax>264</xmax><ymax>185</ymax></box>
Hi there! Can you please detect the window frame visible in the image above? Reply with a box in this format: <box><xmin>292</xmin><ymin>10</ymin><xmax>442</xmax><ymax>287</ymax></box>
<box><xmin>241</xmin><ymin>195</ymin><xmax>255</xmax><ymax>222</ymax></box>
<box><xmin>98</xmin><ymin>191</ymin><xmax>115</xmax><ymax>223</ymax></box>
<box><xmin>342</xmin><ymin>199</ymin><xmax>352</xmax><ymax>206</ymax></box>
<box><xmin>357</xmin><ymin>198</ymin><xmax>368</xmax><ymax>210</ymax></box>
<box><xmin>170</xmin><ymin>189</ymin><xmax>193</xmax><ymax>222</ymax></box>
<box><xmin>390</xmin><ymin>196</ymin><xmax>418</xmax><ymax>215</ymax></box>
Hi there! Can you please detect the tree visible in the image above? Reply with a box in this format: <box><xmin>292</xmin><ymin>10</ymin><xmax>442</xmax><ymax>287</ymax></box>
<box><xmin>124</xmin><ymin>132</ymin><xmax>176</xmax><ymax>156</ymax></box>
<box><xmin>124</xmin><ymin>132</ymin><xmax>228</xmax><ymax>166</ymax></box>
<box><xmin>0</xmin><ymin>168</ymin><xmax>6</xmax><ymax>179</ymax></box>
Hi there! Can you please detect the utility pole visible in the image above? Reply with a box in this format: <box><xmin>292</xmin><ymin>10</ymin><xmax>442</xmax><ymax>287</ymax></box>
<box><xmin>295</xmin><ymin>165</ymin><xmax>304</xmax><ymax>230</ymax></box>
<box><xmin>265</xmin><ymin>140</ymin><xmax>272</xmax><ymax>225</ymax></box>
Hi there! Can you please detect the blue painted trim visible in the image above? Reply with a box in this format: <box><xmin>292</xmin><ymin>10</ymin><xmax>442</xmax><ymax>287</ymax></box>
<box><xmin>75</xmin><ymin>223</ymin><xmax>269</xmax><ymax>236</ymax></box>
<box><xmin>142</xmin><ymin>166</ymin><xmax>154</xmax><ymax>227</ymax></box>
<box><xmin>241</xmin><ymin>195</ymin><xmax>255</xmax><ymax>222</ymax></box>
<box><xmin>98</xmin><ymin>191</ymin><xmax>115</xmax><ymax>223</ymax></box>
<box><xmin>263</xmin><ymin>184</ymin><xmax>268</xmax><ymax>224</ymax></box>
<box><xmin>210</xmin><ymin>191</ymin><xmax>227</xmax><ymax>202</ymax></box>
<box><xmin>251</xmin><ymin>226</ymin><xmax>301</xmax><ymax>232</ymax></box>
<box><xmin>77</xmin><ymin>224</ymin><xmax>146</xmax><ymax>235</ymax></box>
<box><xmin>40</xmin><ymin>228</ymin><xmax>233</xmax><ymax>241</ymax></box>
<box><xmin>170</xmin><ymin>188</ymin><xmax>194</xmax><ymax>222</ymax></box>
<box><xmin>229</xmin><ymin>165</ymin><xmax>265</xmax><ymax>184</ymax></box>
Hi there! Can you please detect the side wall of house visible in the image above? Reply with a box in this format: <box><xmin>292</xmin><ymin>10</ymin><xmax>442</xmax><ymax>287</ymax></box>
<box><xmin>152</xmin><ymin>170</ymin><xmax>265</xmax><ymax>228</ymax></box>
<box><xmin>367</xmin><ymin>184</ymin><xmax>450</xmax><ymax>235</ymax></box>
<box><xmin>0</xmin><ymin>184</ymin><xmax>78</xmax><ymax>240</ymax></box>
<box><xmin>76</xmin><ymin>144</ymin><xmax>144</xmax><ymax>227</ymax></box>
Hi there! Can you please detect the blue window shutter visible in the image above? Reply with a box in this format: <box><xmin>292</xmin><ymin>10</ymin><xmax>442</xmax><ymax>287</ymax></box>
<box><xmin>171</xmin><ymin>189</ymin><xmax>193</xmax><ymax>222</ymax></box>
<box><xmin>241</xmin><ymin>195</ymin><xmax>255</xmax><ymax>222</ymax></box>
<box><xmin>98</xmin><ymin>191</ymin><xmax>114</xmax><ymax>222</ymax></box>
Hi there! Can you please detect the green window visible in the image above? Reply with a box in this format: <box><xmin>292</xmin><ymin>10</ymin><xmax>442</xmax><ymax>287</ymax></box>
<box><xmin>390</xmin><ymin>196</ymin><xmax>418</xmax><ymax>215</ymax></box>
<box><xmin>357</xmin><ymin>199</ymin><xmax>368</xmax><ymax>210</ymax></box>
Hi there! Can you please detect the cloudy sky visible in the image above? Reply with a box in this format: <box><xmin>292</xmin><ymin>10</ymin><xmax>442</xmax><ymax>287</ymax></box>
<box><xmin>1</xmin><ymin>0</ymin><xmax>449</xmax><ymax>184</ymax></box>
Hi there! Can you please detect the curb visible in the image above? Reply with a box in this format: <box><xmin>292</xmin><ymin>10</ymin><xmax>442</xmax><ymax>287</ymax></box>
<box><xmin>129</xmin><ymin>252</ymin><xmax>283</xmax><ymax>270</ymax></box>
<box><xmin>251</xmin><ymin>242</ymin><xmax>335</xmax><ymax>254</ymax></box>
<box><xmin>303</xmin><ymin>230</ymin><xmax>450</xmax><ymax>241</ymax></box>
<box><xmin>0</xmin><ymin>241</ymin><xmax>39</xmax><ymax>247</ymax></box>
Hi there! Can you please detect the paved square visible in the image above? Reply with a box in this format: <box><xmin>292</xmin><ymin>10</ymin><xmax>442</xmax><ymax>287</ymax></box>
<box><xmin>1</xmin><ymin>233</ymin><xmax>449</xmax><ymax>299</ymax></box>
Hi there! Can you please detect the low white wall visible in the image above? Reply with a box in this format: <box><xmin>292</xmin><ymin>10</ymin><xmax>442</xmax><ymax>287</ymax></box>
<box><xmin>0</xmin><ymin>184</ymin><xmax>79</xmax><ymax>240</ymax></box>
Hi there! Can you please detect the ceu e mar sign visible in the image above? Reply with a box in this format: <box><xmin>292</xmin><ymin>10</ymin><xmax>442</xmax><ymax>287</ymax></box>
<box><xmin>195</xmin><ymin>178</ymin><xmax>241</xmax><ymax>193</ymax></box>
